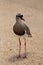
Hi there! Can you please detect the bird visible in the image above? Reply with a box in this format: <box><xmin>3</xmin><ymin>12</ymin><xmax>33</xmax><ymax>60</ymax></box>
<box><xmin>13</xmin><ymin>13</ymin><xmax>32</xmax><ymax>58</ymax></box>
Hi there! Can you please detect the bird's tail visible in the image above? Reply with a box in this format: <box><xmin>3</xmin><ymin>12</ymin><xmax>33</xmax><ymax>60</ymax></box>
<box><xmin>26</xmin><ymin>27</ymin><xmax>32</xmax><ymax>37</ymax></box>
<box><xmin>27</xmin><ymin>30</ymin><xmax>32</xmax><ymax>37</ymax></box>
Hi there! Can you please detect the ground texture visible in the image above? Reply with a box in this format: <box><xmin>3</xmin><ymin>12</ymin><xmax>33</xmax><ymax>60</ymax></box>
<box><xmin>0</xmin><ymin>0</ymin><xmax>43</xmax><ymax>65</ymax></box>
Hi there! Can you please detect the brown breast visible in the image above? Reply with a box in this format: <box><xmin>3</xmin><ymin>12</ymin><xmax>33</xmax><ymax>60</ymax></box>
<box><xmin>13</xmin><ymin>22</ymin><xmax>25</xmax><ymax>36</ymax></box>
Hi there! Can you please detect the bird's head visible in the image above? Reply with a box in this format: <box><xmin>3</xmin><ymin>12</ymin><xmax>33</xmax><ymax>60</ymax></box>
<box><xmin>16</xmin><ymin>13</ymin><xmax>25</xmax><ymax>22</ymax></box>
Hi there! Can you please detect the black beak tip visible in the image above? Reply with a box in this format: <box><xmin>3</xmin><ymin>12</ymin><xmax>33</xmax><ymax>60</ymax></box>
<box><xmin>22</xmin><ymin>18</ymin><xmax>25</xmax><ymax>21</ymax></box>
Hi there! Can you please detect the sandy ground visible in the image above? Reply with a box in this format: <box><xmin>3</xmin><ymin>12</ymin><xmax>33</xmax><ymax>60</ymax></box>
<box><xmin>0</xmin><ymin>0</ymin><xmax>43</xmax><ymax>65</ymax></box>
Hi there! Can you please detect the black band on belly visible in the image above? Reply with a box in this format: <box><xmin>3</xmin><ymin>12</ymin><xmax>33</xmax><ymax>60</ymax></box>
<box><xmin>14</xmin><ymin>30</ymin><xmax>25</xmax><ymax>36</ymax></box>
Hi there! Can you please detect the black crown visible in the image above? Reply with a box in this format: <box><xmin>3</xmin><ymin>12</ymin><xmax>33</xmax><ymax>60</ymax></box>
<box><xmin>16</xmin><ymin>13</ymin><xmax>23</xmax><ymax>18</ymax></box>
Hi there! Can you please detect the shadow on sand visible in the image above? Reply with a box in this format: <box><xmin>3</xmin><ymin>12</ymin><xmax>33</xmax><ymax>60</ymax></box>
<box><xmin>8</xmin><ymin>52</ymin><xmax>28</xmax><ymax>62</ymax></box>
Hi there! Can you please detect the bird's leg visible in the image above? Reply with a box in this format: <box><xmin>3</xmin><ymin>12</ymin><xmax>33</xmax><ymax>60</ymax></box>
<box><xmin>17</xmin><ymin>38</ymin><xmax>21</xmax><ymax>58</ymax></box>
<box><xmin>23</xmin><ymin>38</ymin><xmax>27</xmax><ymax>58</ymax></box>
<box><xmin>24</xmin><ymin>38</ymin><xmax>27</xmax><ymax>58</ymax></box>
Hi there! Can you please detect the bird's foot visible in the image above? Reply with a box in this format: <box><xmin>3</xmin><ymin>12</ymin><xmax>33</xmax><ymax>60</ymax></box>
<box><xmin>17</xmin><ymin>55</ymin><xmax>21</xmax><ymax>59</ymax></box>
<box><xmin>22</xmin><ymin>55</ymin><xmax>27</xmax><ymax>59</ymax></box>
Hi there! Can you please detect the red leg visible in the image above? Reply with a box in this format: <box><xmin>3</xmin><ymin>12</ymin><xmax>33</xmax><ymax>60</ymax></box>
<box><xmin>25</xmin><ymin>39</ymin><xmax>26</xmax><ymax>57</ymax></box>
<box><xmin>17</xmin><ymin>38</ymin><xmax>21</xmax><ymax>58</ymax></box>
<box><xmin>23</xmin><ymin>38</ymin><xmax>27</xmax><ymax>58</ymax></box>
<box><xmin>19</xmin><ymin>38</ymin><xmax>21</xmax><ymax>57</ymax></box>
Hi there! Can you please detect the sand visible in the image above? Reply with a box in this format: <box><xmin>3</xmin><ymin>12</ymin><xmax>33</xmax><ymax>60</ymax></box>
<box><xmin>0</xmin><ymin>0</ymin><xmax>43</xmax><ymax>65</ymax></box>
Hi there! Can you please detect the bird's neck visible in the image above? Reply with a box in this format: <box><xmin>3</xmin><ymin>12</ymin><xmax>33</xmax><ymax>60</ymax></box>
<box><xmin>16</xmin><ymin>18</ymin><xmax>22</xmax><ymax>22</ymax></box>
